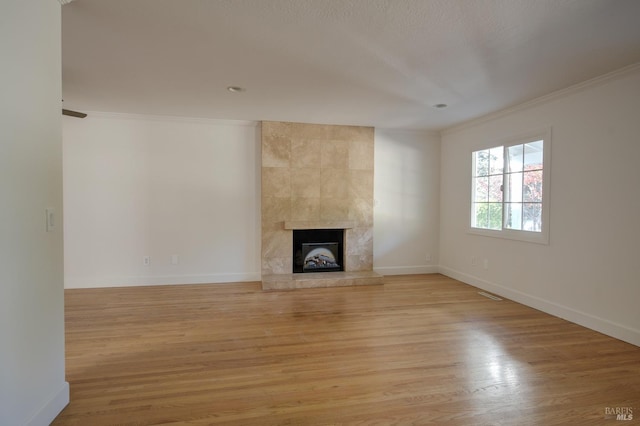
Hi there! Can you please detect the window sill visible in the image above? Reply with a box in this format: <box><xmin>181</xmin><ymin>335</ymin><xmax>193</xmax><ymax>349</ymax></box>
<box><xmin>467</xmin><ymin>227</ymin><xmax>549</xmax><ymax>245</ymax></box>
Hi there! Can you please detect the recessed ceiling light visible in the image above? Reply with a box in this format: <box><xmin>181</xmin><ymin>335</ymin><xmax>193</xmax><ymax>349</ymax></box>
<box><xmin>433</xmin><ymin>103</ymin><xmax>448</xmax><ymax>109</ymax></box>
<box><xmin>227</xmin><ymin>86</ymin><xmax>245</xmax><ymax>93</ymax></box>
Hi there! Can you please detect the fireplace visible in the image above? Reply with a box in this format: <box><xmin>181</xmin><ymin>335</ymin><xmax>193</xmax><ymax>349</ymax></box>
<box><xmin>293</xmin><ymin>229</ymin><xmax>344</xmax><ymax>273</ymax></box>
<box><xmin>261</xmin><ymin>122</ymin><xmax>381</xmax><ymax>289</ymax></box>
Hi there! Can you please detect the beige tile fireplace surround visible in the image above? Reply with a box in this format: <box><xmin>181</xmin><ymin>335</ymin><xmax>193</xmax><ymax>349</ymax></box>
<box><xmin>261</xmin><ymin>121</ymin><xmax>383</xmax><ymax>290</ymax></box>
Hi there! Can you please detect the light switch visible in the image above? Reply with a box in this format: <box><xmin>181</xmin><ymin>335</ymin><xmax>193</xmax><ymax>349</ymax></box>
<box><xmin>46</xmin><ymin>208</ymin><xmax>55</xmax><ymax>232</ymax></box>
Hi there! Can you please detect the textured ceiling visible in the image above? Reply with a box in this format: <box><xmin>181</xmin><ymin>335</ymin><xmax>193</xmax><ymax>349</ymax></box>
<box><xmin>62</xmin><ymin>0</ymin><xmax>640</xmax><ymax>131</ymax></box>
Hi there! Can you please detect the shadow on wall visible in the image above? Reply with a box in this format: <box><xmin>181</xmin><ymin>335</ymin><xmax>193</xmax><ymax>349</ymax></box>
<box><xmin>374</xmin><ymin>132</ymin><xmax>439</xmax><ymax>265</ymax></box>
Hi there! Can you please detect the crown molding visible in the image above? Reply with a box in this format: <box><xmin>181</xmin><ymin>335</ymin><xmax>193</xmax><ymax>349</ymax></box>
<box><xmin>74</xmin><ymin>111</ymin><xmax>259</xmax><ymax>127</ymax></box>
<box><xmin>375</xmin><ymin>127</ymin><xmax>440</xmax><ymax>138</ymax></box>
<box><xmin>441</xmin><ymin>62</ymin><xmax>640</xmax><ymax>137</ymax></box>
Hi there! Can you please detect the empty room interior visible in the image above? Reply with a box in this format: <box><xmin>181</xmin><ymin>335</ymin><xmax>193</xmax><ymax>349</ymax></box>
<box><xmin>3</xmin><ymin>0</ymin><xmax>640</xmax><ymax>425</ymax></box>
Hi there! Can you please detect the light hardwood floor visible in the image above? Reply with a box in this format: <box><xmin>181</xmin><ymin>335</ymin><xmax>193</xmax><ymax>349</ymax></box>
<box><xmin>53</xmin><ymin>274</ymin><xmax>639</xmax><ymax>425</ymax></box>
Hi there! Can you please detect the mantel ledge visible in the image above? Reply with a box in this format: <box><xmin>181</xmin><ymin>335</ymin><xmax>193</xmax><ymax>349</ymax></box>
<box><xmin>283</xmin><ymin>220</ymin><xmax>356</xmax><ymax>230</ymax></box>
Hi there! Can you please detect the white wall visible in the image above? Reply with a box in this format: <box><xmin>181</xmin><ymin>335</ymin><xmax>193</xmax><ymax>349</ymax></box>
<box><xmin>374</xmin><ymin>129</ymin><xmax>440</xmax><ymax>275</ymax></box>
<box><xmin>0</xmin><ymin>1</ymin><xmax>69</xmax><ymax>425</ymax></box>
<box><xmin>63</xmin><ymin>116</ymin><xmax>441</xmax><ymax>287</ymax></box>
<box><xmin>439</xmin><ymin>66</ymin><xmax>640</xmax><ymax>346</ymax></box>
<box><xmin>63</xmin><ymin>114</ymin><xmax>261</xmax><ymax>288</ymax></box>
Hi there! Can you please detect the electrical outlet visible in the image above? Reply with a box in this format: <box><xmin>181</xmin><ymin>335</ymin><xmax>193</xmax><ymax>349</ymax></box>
<box><xmin>471</xmin><ymin>256</ymin><xmax>478</xmax><ymax>267</ymax></box>
<box><xmin>425</xmin><ymin>253</ymin><xmax>432</xmax><ymax>263</ymax></box>
<box><xmin>171</xmin><ymin>254</ymin><xmax>179</xmax><ymax>265</ymax></box>
<box><xmin>143</xmin><ymin>256</ymin><xmax>150</xmax><ymax>266</ymax></box>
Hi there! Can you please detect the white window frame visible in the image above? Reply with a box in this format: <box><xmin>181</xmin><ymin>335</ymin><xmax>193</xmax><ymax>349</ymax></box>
<box><xmin>468</xmin><ymin>128</ymin><xmax>551</xmax><ymax>245</ymax></box>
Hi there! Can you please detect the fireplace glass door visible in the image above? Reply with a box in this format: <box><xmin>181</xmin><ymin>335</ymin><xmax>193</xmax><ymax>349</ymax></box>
<box><xmin>293</xmin><ymin>229</ymin><xmax>344</xmax><ymax>273</ymax></box>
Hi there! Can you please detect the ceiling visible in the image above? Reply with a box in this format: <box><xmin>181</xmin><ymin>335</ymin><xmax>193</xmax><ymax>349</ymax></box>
<box><xmin>62</xmin><ymin>0</ymin><xmax>640</xmax><ymax>131</ymax></box>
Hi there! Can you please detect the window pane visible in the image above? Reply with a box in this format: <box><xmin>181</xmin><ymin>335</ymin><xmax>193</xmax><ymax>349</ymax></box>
<box><xmin>470</xmin><ymin>134</ymin><xmax>547</xmax><ymax>240</ymax></box>
<box><xmin>505</xmin><ymin>203</ymin><xmax>522</xmax><ymax>230</ymax></box>
<box><xmin>488</xmin><ymin>175</ymin><xmax>503</xmax><ymax>202</ymax></box>
<box><xmin>474</xmin><ymin>177</ymin><xmax>488</xmax><ymax>202</ymax></box>
<box><xmin>524</xmin><ymin>140</ymin><xmax>543</xmax><ymax>171</ymax></box>
<box><xmin>523</xmin><ymin>203</ymin><xmax>542</xmax><ymax>232</ymax></box>
<box><xmin>474</xmin><ymin>150</ymin><xmax>489</xmax><ymax>176</ymax></box>
<box><xmin>506</xmin><ymin>172</ymin><xmax>523</xmax><ymax>203</ymax></box>
<box><xmin>487</xmin><ymin>203</ymin><xmax>503</xmax><ymax>230</ymax></box>
<box><xmin>473</xmin><ymin>203</ymin><xmax>489</xmax><ymax>229</ymax></box>
<box><xmin>507</xmin><ymin>144</ymin><xmax>523</xmax><ymax>173</ymax></box>
<box><xmin>523</xmin><ymin>170</ymin><xmax>543</xmax><ymax>202</ymax></box>
<box><xmin>489</xmin><ymin>146</ymin><xmax>504</xmax><ymax>175</ymax></box>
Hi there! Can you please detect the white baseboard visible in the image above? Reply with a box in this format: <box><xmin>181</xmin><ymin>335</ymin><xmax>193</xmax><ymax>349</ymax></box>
<box><xmin>374</xmin><ymin>265</ymin><xmax>439</xmax><ymax>275</ymax></box>
<box><xmin>438</xmin><ymin>266</ymin><xmax>640</xmax><ymax>347</ymax></box>
<box><xmin>65</xmin><ymin>273</ymin><xmax>262</xmax><ymax>289</ymax></box>
<box><xmin>26</xmin><ymin>381</ymin><xmax>69</xmax><ymax>426</ymax></box>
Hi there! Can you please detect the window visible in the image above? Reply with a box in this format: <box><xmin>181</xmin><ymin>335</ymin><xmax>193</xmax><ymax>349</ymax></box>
<box><xmin>471</xmin><ymin>129</ymin><xmax>550</xmax><ymax>244</ymax></box>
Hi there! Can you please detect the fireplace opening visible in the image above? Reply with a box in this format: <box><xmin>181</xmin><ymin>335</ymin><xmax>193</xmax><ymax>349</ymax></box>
<box><xmin>293</xmin><ymin>229</ymin><xmax>344</xmax><ymax>273</ymax></box>
<box><xmin>302</xmin><ymin>242</ymin><xmax>340</xmax><ymax>272</ymax></box>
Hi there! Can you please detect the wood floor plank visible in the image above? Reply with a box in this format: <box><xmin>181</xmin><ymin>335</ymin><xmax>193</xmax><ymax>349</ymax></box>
<box><xmin>53</xmin><ymin>274</ymin><xmax>640</xmax><ymax>425</ymax></box>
